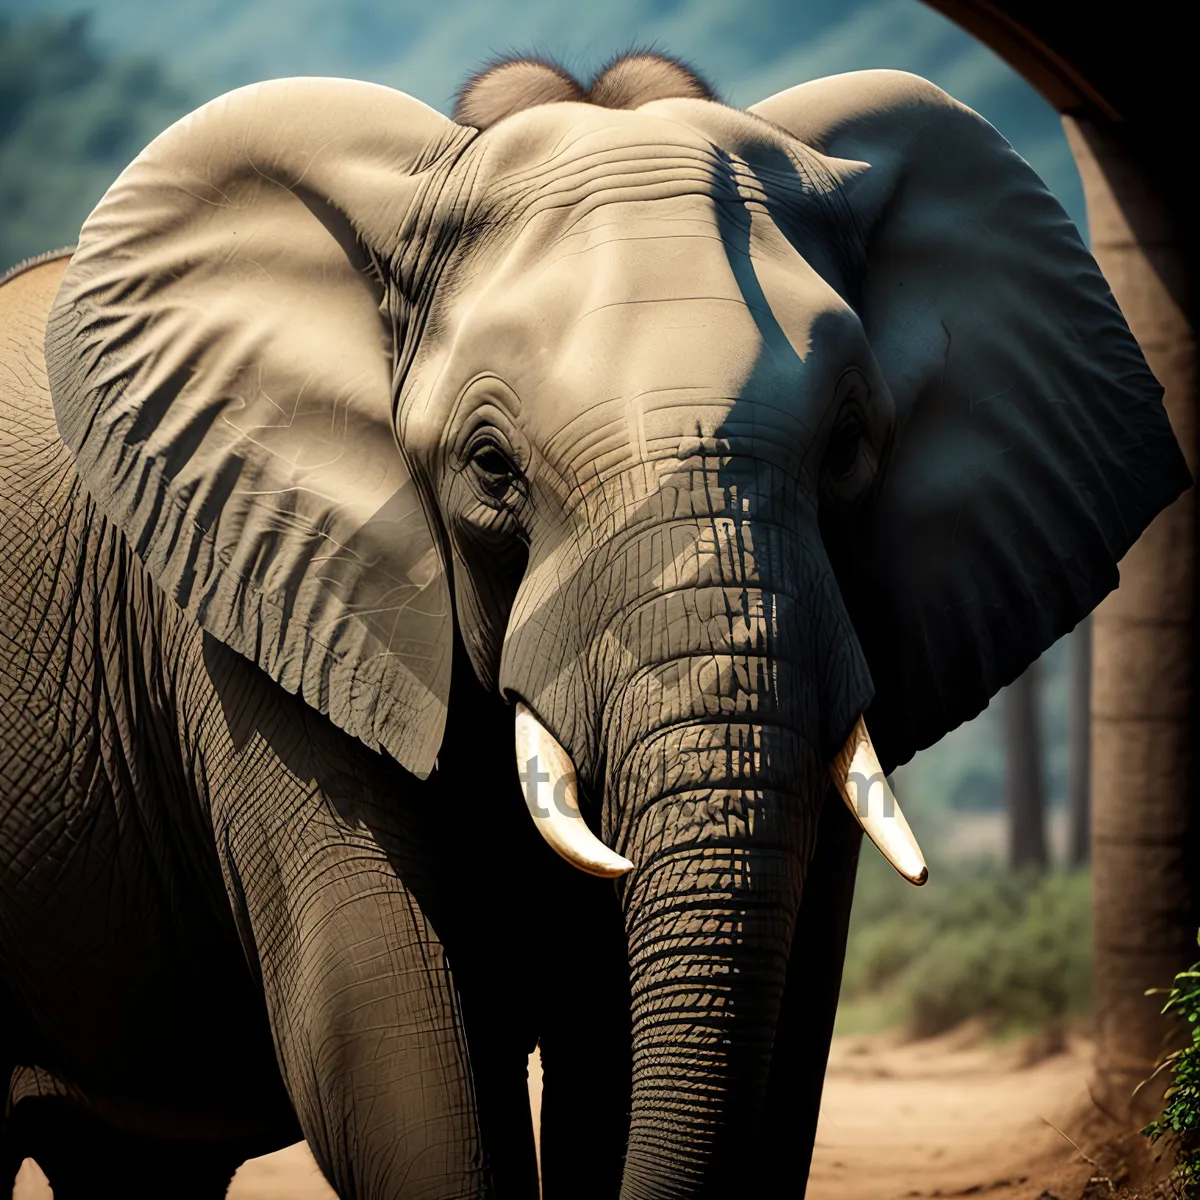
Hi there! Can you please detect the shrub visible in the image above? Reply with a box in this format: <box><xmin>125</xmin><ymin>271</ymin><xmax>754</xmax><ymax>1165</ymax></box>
<box><xmin>838</xmin><ymin>862</ymin><xmax>1091</xmax><ymax>1038</ymax></box>
<box><xmin>1142</xmin><ymin>934</ymin><xmax>1200</xmax><ymax>1189</ymax></box>
<box><xmin>901</xmin><ymin>873</ymin><xmax>1091</xmax><ymax>1037</ymax></box>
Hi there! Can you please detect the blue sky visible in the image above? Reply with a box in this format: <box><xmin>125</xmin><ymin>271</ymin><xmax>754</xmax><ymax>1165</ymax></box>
<box><xmin>2</xmin><ymin>0</ymin><xmax>1086</xmax><ymax>233</ymax></box>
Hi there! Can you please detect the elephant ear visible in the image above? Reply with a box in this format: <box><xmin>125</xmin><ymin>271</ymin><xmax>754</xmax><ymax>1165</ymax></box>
<box><xmin>751</xmin><ymin>70</ymin><xmax>1191</xmax><ymax>771</ymax></box>
<box><xmin>46</xmin><ymin>78</ymin><xmax>473</xmax><ymax>778</ymax></box>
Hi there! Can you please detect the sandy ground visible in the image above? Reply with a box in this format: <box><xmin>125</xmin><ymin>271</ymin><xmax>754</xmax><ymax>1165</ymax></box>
<box><xmin>11</xmin><ymin>1027</ymin><xmax>1102</xmax><ymax>1199</ymax></box>
<box><xmin>808</xmin><ymin>1024</ymin><xmax>1098</xmax><ymax>1199</ymax></box>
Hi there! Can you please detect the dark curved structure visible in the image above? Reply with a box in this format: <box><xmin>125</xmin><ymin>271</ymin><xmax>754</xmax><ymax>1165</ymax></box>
<box><xmin>924</xmin><ymin>1</ymin><xmax>1170</xmax><ymax>118</ymax></box>
<box><xmin>931</xmin><ymin>0</ymin><xmax>1198</xmax><ymax>1122</ymax></box>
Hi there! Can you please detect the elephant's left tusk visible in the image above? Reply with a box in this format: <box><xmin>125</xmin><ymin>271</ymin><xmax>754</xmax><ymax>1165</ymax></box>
<box><xmin>513</xmin><ymin>703</ymin><xmax>634</xmax><ymax>879</ymax></box>
<box><xmin>830</xmin><ymin>716</ymin><xmax>928</xmax><ymax>886</ymax></box>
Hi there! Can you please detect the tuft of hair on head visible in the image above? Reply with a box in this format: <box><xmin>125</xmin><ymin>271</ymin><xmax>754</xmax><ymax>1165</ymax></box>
<box><xmin>588</xmin><ymin>50</ymin><xmax>717</xmax><ymax>109</ymax></box>
<box><xmin>453</xmin><ymin>49</ymin><xmax>718</xmax><ymax>130</ymax></box>
<box><xmin>454</xmin><ymin>57</ymin><xmax>585</xmax><ymax>129</ymax></box>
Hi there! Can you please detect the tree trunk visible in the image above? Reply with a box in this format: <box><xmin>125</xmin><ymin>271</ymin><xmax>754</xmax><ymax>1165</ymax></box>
<box><xmin>1005</xmin><ymin>660</ymin><xmax>1048</xmax><ymax>869</ymax></box>
<box><xmin>1064</xmin><ymin>115</ymin><xmax>1199</xmax><ymax>1124</ymax></box>
<box><xmin>1068</xmin><ymin>618</ymin><xmax>1092</xmax><ymax>867</ymax></box>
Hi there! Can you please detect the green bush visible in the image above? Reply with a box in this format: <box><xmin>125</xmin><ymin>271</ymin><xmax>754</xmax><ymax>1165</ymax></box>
<box><xmin>838</xmin><ymin>862</ymin><xmax>1092</xmax><ymax>1038</ymax></box>
<box><xmin>1142</xmin><ymin>935</ymin><xmax>1200</xmax><ymax>1188</ymax></box>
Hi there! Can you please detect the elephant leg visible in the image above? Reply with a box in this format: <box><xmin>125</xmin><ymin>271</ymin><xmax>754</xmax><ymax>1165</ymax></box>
<box><xmin>434</xmin><ymin>798</ymin><xmax>544</xmax><ymax>1199</ymax></box>
<box><xmin>1</xmin><ymin>991</ymin><xmax>20</xmax><ymax>1191</ymax></box>
<box><xmin>5</xmin><ymin>1091</ymin><xmax>258</xmax><ymax>1200</ymax></box>
<box><xmin>754</xmin><ymin>789</ymin><xmax>863</xmax><ymax>1197</ymax></box>
<box><xmin>451</xmin><ymin>984</ymin><xmax>541</xmax><ymax>1200</ymax></box>
<box><xmin>196</xmin><ymin>636</ymin><xmax>502</xmax><ymax>1200</ymax></box>
<box><xmin>535</xmin><ymin>864</ymin><xmax>631</xmax><ymax>1200</ymax></box>
<box><xmin>0</xmin><ymin>1084</ymin><xmax>20</xmax><ymax>1200</ymax></box>
<box><xmin>1</xmin><ymin>1057</ymin><xmax>14</xmax><ymax>1192</ymax></box>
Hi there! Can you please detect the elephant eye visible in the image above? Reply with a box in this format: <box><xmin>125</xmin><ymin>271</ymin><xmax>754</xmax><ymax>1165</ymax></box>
<box><xmin>825</xmin><ymin>410</ymin><xmax>864</xmax><ymax>482</ymax></box>
<box><xmin>820</xmin><ymin>367</ymin><xmax>883</xmax><ymax>510</ymax></box>
<box><xmin>466</xmin><ymin>437</ymin><xmax>522</xmax><ymax>502</ymax></box>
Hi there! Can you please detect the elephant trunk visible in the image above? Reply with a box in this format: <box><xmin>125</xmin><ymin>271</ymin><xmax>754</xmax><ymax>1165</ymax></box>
<box><xmin>502</xmin><ymin>473</ymin><xmax>874</xmax><ymax>1194</ymax></box>
<box><xmin>573</xmin><ymin>498</ymin><xmax>862</xmax><ymax>1196</ymax></box>
<box><xmin>595</xmin><ymin>536</ymin><xmax>833</xmax><ymax>1195</ymax></box>
<box><xmin>613</xmin><ymin>718</ymin><xmax>815</xmax><ymax>1200</ymax></box>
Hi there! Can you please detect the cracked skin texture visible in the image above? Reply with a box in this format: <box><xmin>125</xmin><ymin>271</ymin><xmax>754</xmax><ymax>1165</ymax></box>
<box><xmin>0</xmin><ymin>58</ymin><xmax>1190</xmax><ymax>1200</ymax></box>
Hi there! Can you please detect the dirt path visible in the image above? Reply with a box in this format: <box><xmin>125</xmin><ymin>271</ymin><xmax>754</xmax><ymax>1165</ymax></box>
<box><xmin>808</xmin><ymin>1024</ymin><xmax>1096</xmax><ymax>1199</ymax></box>
<box><xmin>10</xmin><ymin>1028</ymin><xmax>1101</xmax><ymax>1198</ymax></box>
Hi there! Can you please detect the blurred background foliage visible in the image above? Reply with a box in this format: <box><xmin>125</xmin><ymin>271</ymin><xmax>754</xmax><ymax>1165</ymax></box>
<box><xmin>838</xmin><ymin>855</ymin><xmax>1092</xmax><ymax>1037</ymax></box>
<box><xmin>1</xmin><ymin>0</ymin><xmax>1092</xmax><ymax>1038</ymax></box>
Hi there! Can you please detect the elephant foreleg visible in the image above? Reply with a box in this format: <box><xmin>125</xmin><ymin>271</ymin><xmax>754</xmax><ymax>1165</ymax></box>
<box><xmin>4</xmin><ymin>1068</ymin><xmax>261</xmax><ymax>1200</ymax></box>
<box><xmin>530</xmin><ymin>860</ymin><xmax>631</xmax><ymax>1200</ymax></box>
<box><xmin>194</xmin><ymin>639</ymin><xmax>493</xmax><ymax>1200</ymax></box>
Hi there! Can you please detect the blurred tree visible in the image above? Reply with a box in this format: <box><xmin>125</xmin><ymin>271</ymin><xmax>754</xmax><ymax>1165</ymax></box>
<box><xmin>1067</xmin><ymin>114</ymin><xmax>1199</xmax><ymax>1126</ymax></box>
<box><xmin>0</xmin><ymin>13</ymin><xmax>191</xmax><ymax>272</ymax></box>
<box><xmin>1005</xmin><ymin>659</ymin><xmax>1049</xmax><ymax>868</ymax></box>
<box><xmin>1067</xmin><ymin>617</ymin><xmax>1091</xmax><ymax>866</ymax></box>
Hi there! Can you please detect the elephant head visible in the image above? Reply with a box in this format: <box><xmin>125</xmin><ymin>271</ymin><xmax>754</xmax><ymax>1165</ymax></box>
<box><xmin>46</xmin><ymin>52</ymin><xmax>1188</xmax><ymax>1197</ymax></box>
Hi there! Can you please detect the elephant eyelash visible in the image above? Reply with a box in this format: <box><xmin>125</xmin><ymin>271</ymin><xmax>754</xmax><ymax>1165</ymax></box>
<box><xmin>473</xmin><ymin>444</ymin><xmax>516</xmax><ymax>478</ymax></box>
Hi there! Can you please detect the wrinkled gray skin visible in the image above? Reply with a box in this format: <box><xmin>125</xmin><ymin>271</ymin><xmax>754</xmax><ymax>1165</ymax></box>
<box><xmin>0</xmin><ymin>59</ymin><xmax>1189</xmax><ymax>1200</ymax></box>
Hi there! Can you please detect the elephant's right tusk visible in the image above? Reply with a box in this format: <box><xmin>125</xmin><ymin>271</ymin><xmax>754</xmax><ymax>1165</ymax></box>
<box><xmin>513</xmin><ymin>703</ymin><xmax>634</xmax><ymax>879</ymax></box>
<box><xmin>830</xmin><ymin>716</ymin><xmax>928</xmax><ymax>886</ymax></box>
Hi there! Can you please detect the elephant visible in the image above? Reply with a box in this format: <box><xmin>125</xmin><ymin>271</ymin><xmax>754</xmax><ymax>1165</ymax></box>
<box><xmin>0</xmin><ymin>48</ymin><xmax>1190</xmax><ymax>1200</ymax></box>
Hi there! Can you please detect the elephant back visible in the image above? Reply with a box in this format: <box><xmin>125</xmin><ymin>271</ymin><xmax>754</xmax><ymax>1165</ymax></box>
<box><xmin>0</xmin><ymin>249</ymin><xmax>78</xmax><ymax>554</ymax></box>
